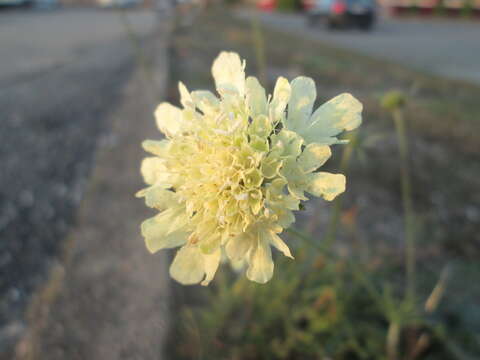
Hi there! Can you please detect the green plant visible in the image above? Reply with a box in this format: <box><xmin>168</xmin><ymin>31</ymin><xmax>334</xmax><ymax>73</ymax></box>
<box><xmin>461</xmin><ymin>0</ymin><xmax>474</xmax><ymax>17</ymax></box>
<box><xmin>168</xmin><ymin>91</ymin><xmax>479</xmax><ymax>360</ymax></box>
<box><xmin>277</xmin><ymin>0</ymin><xmax>297</xmax><ymax>12</ymax></box>
<box><xmin>165</xmin><ymin>10</ymin><xmax>480</xmax><ymax>359</ymax></box>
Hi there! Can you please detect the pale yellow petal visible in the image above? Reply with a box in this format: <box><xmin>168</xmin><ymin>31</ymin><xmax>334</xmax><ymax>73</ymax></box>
<box><xmin>249</xmin><ymin>134</ymin><xmax>269</xmax><ymax>153</ymax></box>
<box><xmin>279</xmin><ymin>158</ymin><xmax>307</xmax><ymax>199</ymax></box>
<box><xmin>298</xmin><ymin>143</ymin><xmax>332</xmax><ymax>173</ymax></box>
<box><xmin>302</xmin><ymin>93</ymin><xmax>362</xmax><ymax>145</ymax></box>
<box><xmin>141</xmin><ymin>210</ymin><xmax>188</xmax><ymax>253</ymax></box>
<box><xmin>142</xmin><ymin>186</ymin><xmax>177</xmax><ymax>210</ymax></box>
<box><xmin>267</xmin><ymin>231</ymin><xmax>294</xmax><ymax>259</ymax></box>
<box><xmin>191</xmin><ymin>90</ymin><xmax>219</xmax><ymax>115</ymax></box>
<box><xmin>246</xmin><ymin>237</ymin><xmax>274</xmax><ymax>284</ymax></box>
<box><xmin>170</xmin><ymin>246</ymin><xmax>205</xmax><ymax>285</ymax></box>
<box><xmin>178</xmin><ymin>82</ymin><xmax>194</xmax><ymax>108</ymax></box>
<box><xmin>142</xmin><ymin>139</ymin><xmax>170</xmax><ymax>157</ymax></box>
<box><xmin>140</xmin><ymin>157</ymin><xmax>168</xmax><ymax>185</ymax></box>
<box><xmin>285</xmin><ymin>76</ymin><xmax>316</xmax><ymax>132</ymax></box>
<box><xmin>135</xmin><ymin>188</ymin><xmax>148</xmax><ymax>198</ymax></box>
<box><xmin>270</xmin><ymin>130</ymin><xmax>303</xmax><ymax>158</ymax></box>
<box><xmin>201</xmin><ymin>248</ymin><xmax>221</xmax><ymax>286</ymax></box>
<box><xmin>269</xmin><ymin>77</ymin><xmax>291</xmax><ymax>121</ymax></box>
<box><xmin>276</xmin><ymin>208</ymin><xmax>296</xmax><ymax>228</ymax></box>
<box><xmin>225</xmin><ymin>233</ymin><xmax>253</xmax><ymax>261</ymax></box>
<box><xmin>261</xmin><ymin>156</ymin><xmax>282</xmax><ymax>179</ymax></box>
<box><xmin>199</xmin><ymin>234</ymin><xmax>221</xmax><ymax>254</ymax></box>
<box><xmin>246</xmin><ymin>76</ymin><xmax>267</xmax><ymax>117</ymax></box>
<box><xmin>154</xmin><ymin>102</ymin><xmax>183</xmax><ymax>137</ymax></box>
<box><xmin>244</xmin><ymin>168</ymin><xmax>263</xmax><ymax>188</ymax></box>
<box><xmin>211</xmin><ymin>51</ymin><xmax>245</xmax><ymax>96</ymax></box>
<box><xmin>283</xmin><ymin>195</ymin><xmax>300</xmax><ymax>210</ymax></box>
<box><xmin>306</xmin><ymin>172</ymin><xmax>346</xmax><ymax>201</ymax></box>
<box><xmin>287</xmin><ymin>184</ymin><xmax>307</xmax><ymax>201</ymax></box>
<box><xmin>249</xmin><ymin>115</ymin><xmax>272</xmax><ymax>138</ymax></box>
<box><xmin>146</xmin><ymin>230</ymin><xmax>188</xmax><ymax>254</ymax></box>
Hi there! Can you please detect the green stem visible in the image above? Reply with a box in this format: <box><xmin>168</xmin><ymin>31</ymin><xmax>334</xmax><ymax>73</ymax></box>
<box><xmin>392</xmin><ymin>108</ymin><xmax>416</xmax><ymax>304</ymax></box>
<box><xmin>118</xmin><ymin>9</ymin><xmax>156</xmax><ymax>95</ymax></box>
<box><xmin>287</xmin><ymin>227</ymin><xmax>323</xmax><ymax>252</ymax></box>
<box><xmin>323</xmin><ymin>132</ymin><xmax>358</xmax><ymax>251</ymax></box>
<box><xmin>249</xmin><ymin>11</ymin><xmax>267</xmax><ymax>85</ymax></box>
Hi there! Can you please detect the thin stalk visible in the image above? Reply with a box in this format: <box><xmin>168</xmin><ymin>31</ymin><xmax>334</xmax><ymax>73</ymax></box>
<box><xmin>118</xmin><ymin>9</ymin><xmax>156</xmax><ymax>97</ymax></box>
<box><xmin>386</xmin><ymin>321</ymin><xmax>400</xmax><ymax>360</ymax></box>
<box><xmin>249</xmin><ymin>11</ymin><xmax>267</xmax><ymax>85</ymax></box>
<box><xmin>322</xmin><ymin>132</ymin><xmax>358</xmax><ymax>251</ymax></box>
<box><xmin>392</xmin><ymin>108</ymin><xmax>416</xmax><ymax>304</ymax></box>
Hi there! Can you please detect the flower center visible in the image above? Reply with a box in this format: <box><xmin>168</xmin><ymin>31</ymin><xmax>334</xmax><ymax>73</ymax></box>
<box><xmin>169</xmin><ymin>129</ymin><xmax>266</xmax><ymax>243</ymax></box>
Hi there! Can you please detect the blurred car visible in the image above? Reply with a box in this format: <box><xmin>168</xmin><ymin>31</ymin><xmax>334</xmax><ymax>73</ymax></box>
<box><xmin>97</xmin><ymin>0</ymin><xmax>141</xmax><ymax>8</ymax></box>
<box><xmin>258</xmin><ymin>0</ymin><xmax>276</xmax><ymax>11</ymax></box>
<box><xmin>306</xmin><ymin>0</ymin><xmax>376</xmax><ymax>30</ymax></box>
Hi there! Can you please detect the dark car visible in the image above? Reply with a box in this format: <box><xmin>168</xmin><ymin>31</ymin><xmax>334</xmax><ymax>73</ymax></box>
<box><xmin>306</xmin><ymin>0</ymin><xmax>376</xmax><ymax>30</ymax></box>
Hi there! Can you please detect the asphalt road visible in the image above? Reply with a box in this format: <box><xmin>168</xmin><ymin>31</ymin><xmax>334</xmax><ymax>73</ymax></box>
<box><xmin>0</xmin><ymin>8</ymin><xmax>157</xmax><ymax>354</ymax></box>
<box><xmin>0</xmin><ymin>8</ymin><xmax>156</xmax><ymax>86</ymax></box>
<box><xmin>239</xmin><ymin>10</ymin><xmax>480</xmax><ymax>84</ymax></box>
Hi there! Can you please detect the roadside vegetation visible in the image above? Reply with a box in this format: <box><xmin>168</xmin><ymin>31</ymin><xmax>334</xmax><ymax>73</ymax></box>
<box><xmin>166</xmin><ymin>7</ymin><xmax>480</xmax><ymax>359</ymax></box>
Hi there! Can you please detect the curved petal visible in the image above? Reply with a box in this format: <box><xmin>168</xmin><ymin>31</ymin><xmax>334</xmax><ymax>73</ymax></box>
<box><xmin>140</xmin><ymin>157</ymin><xmax>169</xmax><ymax>185</ymax></box>
<box><xmin>191</xmin><ymin>90</ymin><xmax>219</xmax><ymax>115</ymax></box>
<box><xmin>146</xmin><ymin>230</ymin><xmax>188</xmax><ymax>254</ymax></box>
<box><xmin>211</xmin><ymin>51</ymin><xmax>245</xmax><ymax>96</ymax></box>
<box><xmin>249</xmin><ymin>115</ymin><xmax>272</xmax><ymax>138</ymax></box>
<box><xmin>298</xmin><ymin>143</ymin><xmax>332</xmax><ymax>173</ymax></box>
<box><xmin>142</xmin><ymin>139</ymin><xmax>170</xmax><ymax>157</ymax></box>
<box><xmin>199</xmin><ymin>234</ymin><xmax>221</xmax><ymax>254</ymax></box>
<box><xmin>225</xmin><ymin>233</ymin><xmax>253</xmax><ymax>262</ymax></box>
<box><xmin>178</xmin><ymin>82</ymin><xmax>194</xmax><ymax>109</ymax></box>
<box><xmin>284</xmin><ymin>195</ymin><xmax>300</xmax><ymax>211</ymax></box>
<box><xmin>279</xmin><ymin>158</ymin><xmax>308</xmax><ymax>200</ymax></box>
<box><xmin>276</xmin><ymin>208</ymin><xmax>296</xmax><ymax>228</ymax></box>
<box><xmin>306</xmin><ymin>172</ymin><xmax>346</xmax><ymax>201</ymax></box>
<box><xmin>246</xmin><ymin>237</ymin><xmax>274</xmax><ymax>284</ymax></box>
<box><xmin>246</xmin><ymin>76</ymin><xmax>267</xmax><ymax>118</ymax></box>
<box><xmin>270</xmin><ymin>130</ymin><xmax>303</xmax><ymax>158</ymax></box>
<box><xmin>201</xmin><ymin>248</ymin><xmax>222</xmax><ymax>286</ymax></box>
<box><xmin>301</xmin><ymin>93</ymin><xmax>362</xmax><ymax>145</ymax></box>
<box><xmin>269</xmin><ymin>77</ymin><xmax>291</xmax><ymax>121</ymax></box>
<box><xmin>141</xmin><ymin>209</ymin><xmax>189</xmax><ymax>253</ymax></box>
<box><xmin>285</xmin><ymin>76</ymin><xmax>317</xmax><ymax>132</ymax></box>
<box><xmin>287</xmin><ymin>183</ymin><xmax>308</xmax><ymax>201</ymax></box>
<box><xmin>154</xmin><ymin>102</ymin><xmax>183</xmax><ymax>138</ymax></box>
<box><xmin>261</xmin><ymin>156</ymin><xmax>283</xmax><ymax>179</ymax></box>
<box><xmin>138</xmin><ymin>186</ymin><xmax>177</xmax><ymax>210</ymax></box>
<box><xmin>267</xmin><ymin>231</ymin><xmax>294</xmax><ymax>259</ymax></box>
<box><xmin>170</xmin><ymin>245</ymin><xmax>205</xmax><ymax>285</ymax></box>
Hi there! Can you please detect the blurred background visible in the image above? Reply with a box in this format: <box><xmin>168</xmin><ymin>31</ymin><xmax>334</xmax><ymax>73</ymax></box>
<box><xmin>0</xmin><ymin>0</ymin><xmax>479</xmax><ymax>358</ymax></box>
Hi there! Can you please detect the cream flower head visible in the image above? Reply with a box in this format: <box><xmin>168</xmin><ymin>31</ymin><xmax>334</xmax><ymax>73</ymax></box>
<box><xmin>137</xmin><ymin>52</ymin><xmax>362</xmax><ymax>285</ymax></box>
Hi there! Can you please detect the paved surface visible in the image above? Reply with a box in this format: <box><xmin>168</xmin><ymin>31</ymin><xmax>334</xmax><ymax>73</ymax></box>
<box><xmin>237</xmin><ymin>10</ymin><xmax>480</xmax><ymax>84</ymax></box>
<box><xmin>0</xmin><ymin>9</ymin><xmax>156</xmax><ymax>86</ymax></box>
<box><xmin>14</xmin><ymin>26</ymin><xmax>172</xmax><ymax>358</ymax></box>
<box><xmin>0</xmin><ymin>8</ymin><xmax>169</xmax><ymax>358</ymax></box>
